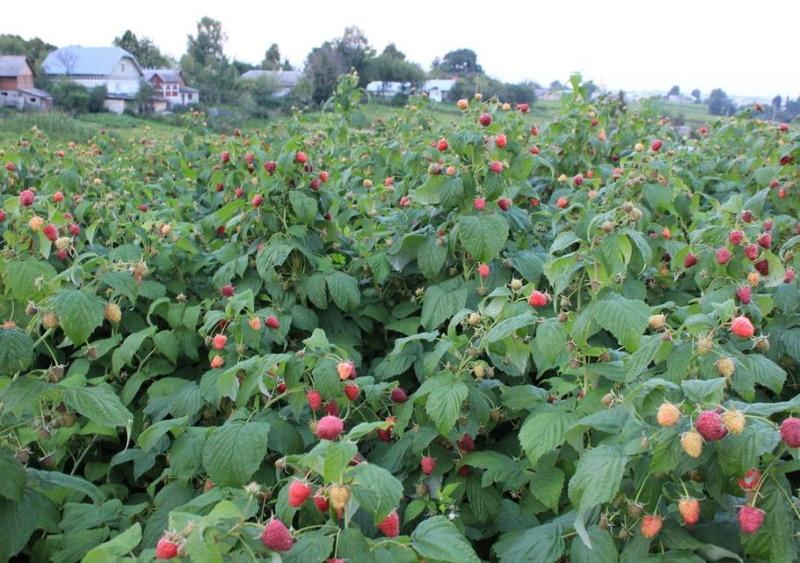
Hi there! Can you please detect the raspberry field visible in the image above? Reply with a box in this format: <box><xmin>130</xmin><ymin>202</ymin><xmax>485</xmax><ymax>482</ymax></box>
<box><xmin>1</xmin><ymin>75</ymin><xmax>799</xmax><ymax>562</ymax></box>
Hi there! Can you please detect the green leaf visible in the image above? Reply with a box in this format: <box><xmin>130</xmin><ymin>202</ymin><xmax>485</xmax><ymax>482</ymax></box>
<box><xmin>531</xmin><ymin>466</ymin><xmax>564</xmax><ymax>511</ymax></box>
<box><xmin>536</xmin><ymin>318</ymin><xmax>567</xmax><ymax>364</ymax></box>
<box><xmin>283</xmin><ymin>530</ymin><xmax>335</xmax><ymax>563</ymax></box>
<box><xmin>4</xmin><ymin>259</ymin><xmax>57</xmax><ymax>301</ymax></box>
<box><xmin>64</xmin><ymin>386</ymin><xmax>133</xmax><ymax>428</ymax></box>
<box><xmin>0</xmin><ymin>448</ymin><xmax>26</xmax><ymax>501</ymax></box>
<box><xmin>53</xmin><ymin>289</ymin><xmax>105</xmax><ymax>345</ymax></box>
<box><xmin>0</xmin><ymin>328</ymin><xmax>35</xmax><ymax>376</ymax></box>
<box><xmin>411</xmin><ymin>516</ymin><xmax>481</xmax><ymax>563</ymax></box>
<box><xmin>570</xmin><ymin>526</ymin><xmax>619</xmax><ymax>563</ymax></box>
<box><xmin>425</xmin><ymin>380</ymin><xmax>468</xmax><ymax>435</ymax></box>
<box><xmin>348</xmin><ymin>462</ymin><xmax>403</xmax><ymax>521</ymax></box>
<box><xmin>519</xmin><ymin>408</ymin><xmax>575</xmax><ymax>465</ymax></box>
<box><xmin>421</xmin><ymin>283</ymin><xmax>467</xmax><ymax>330</ymax></box>
<box><xmin>26</xmin><ymin>468</ymin><xmax>104</xmax><ymax>502</ymax></box>
<box><xmin>544</xmin><ymin>252</ymin><xmax>581</xmax><ymax>296</ymax></box>
<box><xmin>418</xmin><ymin>236</ymin><xmax>447</xmax><ymax>279</ymax></box>
<box><xmin>623</xmin><ymin>335</ymin><xmax>660</xmax><ymax>382</ymax></box>
<box><xmin>485</xmin><ymin>312</ymin><xmax>537</xmax><ymax>344</ymax></box>
<box><xmin>326</xmin><ymin>271</ymin><xmax>361</xmax><ymax>312</ymax></box>
<box><xmin>153</xmin><ymin>330</ymin><xmax>179</xmax><ymax>364</ymax></box>
<box><xmin>592</xmin><ymin>294</ymin><xmax>649</xmax><ymax>351</ymax></box>
<box><xmin>323</xmin><ymin>440</ymin><xmax>357</xmax><ymax>484</ymax></box>
<box><xmin>202</xmin><ymin>420</ymin><xmax>269</xmax><ymax>487</ymax></box>
<box><xmin>288</xmin><ymin>190</ymin><xmax>318</xmax><ymax>224</ymax></box>
<box><xmin>0</xmin><ymin>489</ymin><xmax>59</xmax><ymax>561</ymax></box>
<box><xmin>137</xmin><ymin>416</ymin><xmax>189</xmax><ymax>452</ymax></box>
<box><xmin>568</xmin><ymin>444</ymin><xmax>628</xmax><ymax>512</ymax></box>
<box><xmin>458</xmin><ymin>214</ymin><xmax>509</xmax><ymax>262</ymax></box>
<box><xmin>82</xmin><ymin>523</ymin><xmax>142</xmax><ymax>562</ymax></box>
<box><xmin>112</xmin><ymin>326</ymin><xmax>156</xmax><ymax>374</ymax></box>
<box><xmin>494</xmin><ymin>523</ymin><xmax>565</xmax><ymax>563</ymax></box>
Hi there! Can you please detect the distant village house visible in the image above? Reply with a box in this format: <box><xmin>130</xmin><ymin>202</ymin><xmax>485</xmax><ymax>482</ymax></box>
<box><xmin>144</xmin><ymin>68</ymin><xmax>199</xmax><ymax>110</ymax></box>
<box><xmin>365</xmin><ymin>79</ymin><xmax>456</xmax><ymax>102</ymax></box>
<box><xmin>241</xmin><ymin>70</ymin><xmax>302</xmax><ymax>97</ymax></box>
<box><xmin>0</xmin><ymin>56</ymin><xmax>52</xmax><ymax>110</ymax></box>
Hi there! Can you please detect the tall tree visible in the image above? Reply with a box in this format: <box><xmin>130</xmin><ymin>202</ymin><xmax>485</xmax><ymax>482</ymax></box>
<box><xmin>437</xmin><ymin>49</ymin><xmax>482</xmax><ymax>76</ymax></box>
<box><xmin>668</xmin><ymin>85</ymin><xmax>680</xmax><ymax>96</ymax></box>
<box><xmin>186</xmin><ymin>17</ymin><xmax>227</xmax><ymax>67</ymax></box>
<box><xmin>691</xmin><ymin>88</ymin><xmax>702</xmax><ymax>103</ymax></box>
<box><xmin>113</xmin><ymin>30</ymin><xmax>172</xmax><ymax>67</ymax></box>
<box><xmin>365</xmin><ymin>44</ymin><xmax>425</xmax><ymax>85</ymax></box>
<box><xmin>304</xmin><ymin>41</ymin><xmax>346</xmax><ymax>104</ymax></box>
<box><xmin>262</xmin><ymin>43</ymin><xmax>282</xmax><ymax>70</ymax></box>
<box><xmin>708</xmin><ymin>88</ymin><xmax>735</xmax><ymax>116</ymax></box>
<box><xmin>335</xmin><ymin>27</ymin><xmax>375</xmax><ymax>85</ymax></box>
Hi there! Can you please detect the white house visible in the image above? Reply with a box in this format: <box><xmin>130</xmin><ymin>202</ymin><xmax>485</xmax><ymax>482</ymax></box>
<box><xmin>422</xmin><ymin>79</ymin><xmax>456</xmax><ymax>102</ymax></box>
<box><xmin>143</xmin><ymin>68</ymin><xmax>199</xmax><ymax>109</ymax></box>
<box><xmin>366</xmin><ymin>81</ymin><xmax>410</xmax><ymax>98</ymax></box>
<box><xmin>43</xmin><ymin>46</ymin><xmax>144</xmax><ymax>113</ymax></box>
<box><xmin>241</xmin><ymin>70</ymin><xmax>301</xmax><ymax>97</ymax></box>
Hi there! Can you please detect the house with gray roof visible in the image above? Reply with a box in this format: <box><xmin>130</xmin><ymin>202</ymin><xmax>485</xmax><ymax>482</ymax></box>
<box><xmin>144</xmin><ymin>68</ymin><xmax>199</xmax><ymax>109</ymax></box>
<box><xmin>43</xmin><ymin>46</ymin><xmax>144</xmax><ymax>113</ymax></box>
<box><xmin>0</xmin><ymin>55</ymin><xmax>52</xmax><ymax>110</ymax></box>
<box><xmin>241</xmin><ymin>70</ymin><xmax>301</xmax><ymax>97</ymax></box>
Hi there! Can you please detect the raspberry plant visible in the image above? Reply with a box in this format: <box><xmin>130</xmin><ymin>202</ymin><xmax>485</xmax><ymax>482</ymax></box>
<box><xmin>1</xmin><ymin>73</ymin><xmax>799</xmax><ymax>561</ymax></box>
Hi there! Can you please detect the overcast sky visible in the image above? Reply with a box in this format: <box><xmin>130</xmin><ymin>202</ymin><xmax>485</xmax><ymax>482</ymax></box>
<box><xmin>4</xmin><ymin>0</ymin><xmax>797</xmax><ymax>98</ymax></box>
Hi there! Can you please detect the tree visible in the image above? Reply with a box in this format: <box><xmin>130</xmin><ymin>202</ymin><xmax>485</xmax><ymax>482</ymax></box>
<box><xmin>668</xmin><ymin>85</ymin><xmax>680</xmax><ymax>96</ymax></box>
<box><xmin>437</xmin><ymin>49</ymin><xmax>482</xmax><ymax>76</ymax></box>
<box><xmin>262</xmin><ymin>44</ymin><xmax>282</xmax><ymax>70</ymax></box>
<box><xmin>365</xmin><ymin>44</ymin><xmax>425</xmax><ymax>85</ymax></box>
<box><xmin>88</xmin><ymin>85</ymin><xmax>108</xmax><ymax>113</ymax></box>
<box><xmin>304</xmin><ymin>41</ymin><xmax>347</xmax><ymax>105</ymax></box>
<box><xmin>0</xmin><ymin>34</ymin><xmax>56</xmax><ymax>70</ymax></box>
<box><xmin>50</xmin><ymin>80</ymin><xmax>90</xmax><ymax>113</ymax></box>
<box><xmin>186</xmin><ymin>17</ymin><xmax>227</xmax><ymax>67</ymax></box>
<box><xmin>773</xmin><ymin>95</ymin><xmax>782</xmax><ymax>109</ymax></box>
<box><xmin>113</xmin><ymin>30</ymin><xmax>172</xmax><ymax>68</ymax></box>
<box><xmin>550</xmin><ymin>80</ymin><xmax>564</xmax><ymax>90</ymax></box>
<box><xmin>335</xmin><ymin>27</ymin><xmax>375</xmax><ymax>86</ymax></box>
<box><xmin>243</xmin><ymin>75</ymin><xmax>280</xmax><ymax>116</ymax></box>
<box><xmin>708</xmin><ymin>88</ymin><xmax>736</xmax><ymax>116</ymax></box>
<box><xmin>181</xmin><ymin>17</ymin><xmax>239</xmax><ymax>105</ymax></box>
<box><xmin>691</xmin><ymin>89</ymin><xmax>702</xmax><ymax>103</ymax></box>
<box><xmin>134</xmin><ymin>81</ymin><xmax>154</xmax><ymax>114</ymax></box>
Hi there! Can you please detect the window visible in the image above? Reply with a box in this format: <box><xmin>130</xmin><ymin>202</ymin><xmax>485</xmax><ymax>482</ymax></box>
<box><xmin>30</xmin><ymin>97</ymin><xmax>36</xmax><ymax>102</ymax></box>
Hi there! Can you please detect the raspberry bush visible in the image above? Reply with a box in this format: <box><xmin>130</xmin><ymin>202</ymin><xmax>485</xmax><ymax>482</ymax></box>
<box><xmin>1</xmin><ymin>73</ymin><xmax>799</xmax><ymax>561</ymax></box>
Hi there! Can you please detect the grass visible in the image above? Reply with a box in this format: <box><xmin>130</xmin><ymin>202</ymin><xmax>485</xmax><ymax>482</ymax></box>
<box><xmin>0</xmin><ymin>97</ymin><xmax>714</xmax><ymax>149</ymax></box>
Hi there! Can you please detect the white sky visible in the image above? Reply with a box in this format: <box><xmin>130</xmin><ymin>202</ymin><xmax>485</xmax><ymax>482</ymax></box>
<box><xmin>4</xmin><ymin>0</ymin><xmax>798</xmax><ymax>98</ymax></box>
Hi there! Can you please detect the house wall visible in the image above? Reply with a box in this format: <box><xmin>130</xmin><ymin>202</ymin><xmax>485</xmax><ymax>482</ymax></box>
<box><xmin>103</xmin><ymin>98</ymin><xmax>127</xmax><ymax>114</ymax></box>
<box><xmin>0</xmin><ymin>89</ymin><xmax>23</xmax><ymax>109</ymax></box>
<box><xmin>16</xmin><ymin>64</ymin><xmax>34</xmax><ymax>89</ymax></box>
<box><xmin>62</xmin><ymin>57</ymin><xmax>142</xmax><ymax>96</ymax></box>
<box><xmin>0</xmin><ymin>77</ymin><xmax>17</xmax><ymax>90</ymax></box>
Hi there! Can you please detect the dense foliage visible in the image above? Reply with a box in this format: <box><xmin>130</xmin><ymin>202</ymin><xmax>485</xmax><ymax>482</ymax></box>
<box><xmin>1</xmin><ymin>73</ymin><xmax>799</xmax><ymax>562</ymax></box>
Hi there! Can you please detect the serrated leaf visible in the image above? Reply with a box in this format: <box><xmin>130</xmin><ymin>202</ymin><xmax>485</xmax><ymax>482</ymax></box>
<box><xmin>425</xmin><ymin>380</ymin><xmax>468</xmax><ymax>435</ymax></box>
<box><xmin>570</xmin><ymin>525</ymin><xmax>619</xmax><ymax>563</ymax></box>
<box><xmin>568</xmin><ymin>444</ymin><xmax>628</xmax><ymax>512</ymax></box>
<box><xmin>417</xmin><ymin>236</ymin><xmax>447</xmax><ymax>279</ymax></box>
<box><xmin>348</xmin><ymin>462</ymin><xmax>403</xmax><ymax>521</ymax></box>
<box><xmin>4</xmin><ymin>259</ymin><xmax>57</xmax><ymax>301</ymax></box>
<box><xmin>411</xmin><ymin>516</ymin><xmax>481</xmax><ymax>563</ymax></box>
<box><xmin>202</xmin><ymin>420</ymin><xmax>269</xmax><ymax>487</ymax></box>
<box><xmin>64</xmin><ymin>386</ymin><xmax>132</xmax><ymax>428</ymax></box>
<box><xmin>458</xmin><ymin>214</ymin><xmax>509</xmax><ymax>262</ymax></box>
<box><xmin>421</xmin><ymin>283</ymin><xmax>467</xmax><ymax>330</ymax></box>
<box><xmin>53</xmin><ymin>289</ymin><xmax>105</xmax><ymax>345</ymax></box>
<box><xmin>485</xmin><ymin>312</ymin><xmax>537</xmax><ymax>344</ymax></box>
<box><xmin>494</xmin><ymin>523</ymin><xmax>565</xmax><ymax>563</ymax></box>
<box><xmin>592</xmin><ymin>294</ymin><xmax>649</xmax><ymax>351</ymax></box>
<box><xmin>326</xmin><ymin>271</ymin><xmax>361</xmax><ymax>312</ymax></box>
<box><xmin>0</xmin><ymin>328</ymin><xmax>35</xmax><ymax>376</ymax></box>
<box><xmin>519</xmin><ymin>408</ymin><xmax>575</xmax><ymax>465</ymax></box>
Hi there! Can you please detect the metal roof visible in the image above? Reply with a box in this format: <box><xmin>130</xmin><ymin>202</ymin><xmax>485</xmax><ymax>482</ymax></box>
<box><xmin>144</xmin><ymin>68</ymin><xmax>182</xmax><ymax>83</ymax></box>
<box><xmin>43</xmin><ymin>46</ymin><xmax>143</xmax><ymax>76</ymax></box>
<box><xmin>0</xmin><ymin>55</ymin><xmax>32</xmax><ymax>77</ymax></box>
<box><xmin>241</xmin><ymin>69</ymin><xmax>301</xmax><ymax>87</ymax></box>
<box><xmin>18</xmin><ymin>87</ymin><xmax>52</xmax><ymax>99</ymax></box>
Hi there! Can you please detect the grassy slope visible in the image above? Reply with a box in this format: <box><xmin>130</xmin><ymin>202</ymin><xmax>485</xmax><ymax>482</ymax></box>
<box><xmin>0</xmin><ymin>98</ymin><xmax>713</xmax><ymax>149</ymax></box>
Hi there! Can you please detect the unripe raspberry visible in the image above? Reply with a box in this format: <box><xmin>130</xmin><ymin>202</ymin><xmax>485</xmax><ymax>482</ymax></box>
<box><xmin>640</xmin><ymin>514</ymin><xmax>662</xmax><ymax>538</ymax></box>
<box><xmin>467</xmin><ymin>312</ymin><xmax>481</xmax><ymax>325</ymax></box>
<box><xmin>716</xmin><ymin>357</ymin><xmax>735</xmax><ymax>378</ymax></box>
<box><xmin>648</xmin><ymin>314</ymin><xmax>666</xmax><ymax>331</ymax></box>
<box><xmin>248</xmin><ymin>316</ymin><xmax>262</xmax><ymax>330</ymax></box>
<box><xmin>722</xmin><ymin>410</ymin><xmax>746</xmax><ymax>434</ymax></box>
<box><xmin>697</xmin><ymin>334</ymin><xmax>714</xmax><ymax>355</ymax></box>
<box><xmin>29</xmin><ymin>215</ymin><xmax>44</xmax><ymax>231</ymax></box>
<box><xmin>678</xmin><ymin>498</ymin><xmax>701</xmax><ymax>526</ymax></box>
<box><xmin>656</xmin><ymin>402</ymin><xmax>681</xmax><ymax>427</ymax></box>
<box><xmin>55</xmin><ymin>236</ymin><xmax>71</xmax><ymax>251</ymax></box>
<box><xmin>510</xmin><ymin>278</ymin><xmax>523</xmax><ymax>291</ymax></box>
<box><xmin>210</xmin><ymin>355</ymin><xmax>224</xmax><ymax>369</ymax></box>
<box><xmin>681</xmin><ymin>430</ymin><xmax>704</xmax><ymax>458</ymax></box>
<box><xmin>337</xmin><ymin>360</ymin><xmax>356</xmax><ymax>380</ymax></box>
<box><xmin>104</xmin><ymin>303</ymin><xmax>122</xmax><ymax>324</ymax></box>
<box><xmin>329</xmin><ymin>484</ymin><xmax>351</xmax><ymax>511</ymax></box>
<box><xmin>42</xmin><ymin>311</ymin><xmax>59</xmax><ymax>330</ymax></box>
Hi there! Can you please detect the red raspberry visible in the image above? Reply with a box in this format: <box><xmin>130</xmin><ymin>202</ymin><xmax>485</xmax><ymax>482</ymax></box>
<box><xmin>683</xmin><ymin>253</ymin><xmax>698</xmax><ymax>268</ymax></box>
<box><xmin>754</xmin><ymin>259</ymin><xmax>769</xmax><ymax>275</ymax></box>
<box><xmin>325</xmin><ymin>401</ymin><xmax>339</xmax><ymax>416</ymax></box>
<box><xmin>344</xmin><ymin>384</ymin><xmax>359</xmax><ymax>401</ymax></box>
<box><xmin>420</xmin><ymin>456</ymin><xmax>437</xmax><ymax>475</ymax></box>
<box><xmin>497</xmin><ymin>197</ymin><xmax>511</xmax><ymax>211</ymax></box>
<box><xmin>313</xmin><ymin>494</ymin><xmax>329</xmax><ymax>512</ymax></box>
<box><xmin>68</xmin><ymin>223</ymin><xmax>80</xmax><ymax>236</ymax></box>
<box><xmin>155</xmin><ymin>536</ymin><xmax>180</xmax><ymax>559</ymax></box>
<box><xmin>731</xmin><ymin>316</ymin><xmax>754</xmax><ymax>338</ymax></box>
<box><xmin>735</xmin><ymin>286</ymin><xmax>751</xmax><ymax>304</ymax></box>
<box><xmin>738</xmin><ymin>506</ymin><xmax>765</xmax><ymax>534</ymax></box>
<box><xmin>294</xmin><ymin>151</ymin><xmax>307</xmax><ymax>164</ymax></box>
<box><xmin>495</xmin><ymin>133</ymin><xmax>507</xmax><ymax>148</ymax></box>
<box><xmin>307</xmin><ymin>390</ymin><xmax>323</xmax><ymax>411</ymax></box>
<box><xmin>337</xmin><ymin>360</ymin><xmax>356</xmax><ymax>380</ymax></box>
<box><xmin>264</xmin><ymin>161</ymin><xmax>277</xmax><ymax>174</ymax></box>
<box><xmin>650</xmin><ymin>139</ymin><xmax>663</xmax><ymax>152</ymax></box>
<box><xmin>252</xmin><ymin>194</ymin><xmax>264</xmax><ymax>208</ymax></box>
<box><xmin>477</xmin><ymin>264</ymin><xmax>490</xmax><ymax>278</ymax></box>
<box><xmin>529</xmin><ymin>290</ymin><xmax>549</xmax><ymax>308</ymax></box>
<box><xmin>489</xmin><ymin>161</ymin><xmax>503</xmax><ymax>174</ymax></box>
<box><xmin>573</xmin><ymin>173</ymin><xmax>584</xmax><ymax>186</ymax></box>
<box><xmin>43</xmin><ymin>224</ymin><xmax>58</xmax><ymax>242</ymax></box>
<box><xmin>458</xmin><ymin>433</ymin><xmax>475</xmax><ymax>452</ymax></box>
<box><xmin>744</xmin><ymin>244</ymin><xmax>758</xmax><ymax>260</ymax></box>
<box><xmin>716</xmin><ymin>247</ymin><xmax>732</xmax><ymax>264</ymax></box>
<box><xmin>695</xmin><ymin>410</ymin><xmax>727</xmax><ymax>441</ymax></box>
<box><xmin>729</xmin><ymin>230</ymin><xmax>744</xmax><ymax>245</ymax></box>
<box><xmin>266</xmin><ymin>315</ymin><xmax>280</xmax><ymax>329</ymax></box>
<box><xmin>287</xmin><ymin>479</ymin><xmax>313</xmax><ymax>508</ymax></box>
<box><xmin>479</xmin><ymin>113</ymin><xmax>492</xmax><ymax>126</ymax></box>
<box><xmin>741</xmin><ymin>210</ymin><xmax>754</xmax><ymax>223</ymax></box>
<box><xmin>779</xmin><ymin>417</ymin><xmax>800</xmax><ymax>447</ymax></box>
<box><xmin>473</xmin><ymin>197</ymin><xmax>486</xmax><ymax>210</ymax></box>
<box><xmin>19</xmin><ymin>189</ymin><xmax>35</xmax><ymax>206</ymax></box>
<box><xmin>220</xmin><ymin>284</ymin><xmax>235</xmax><ymax>297</ymax></box>
<box><xmin>738</xmin><ymin>468</ymin><xmax>761</xmax><ymax>490</ymax></box>
<box><xmin>213</xmin><ymin>334</ymin><xmax>227</xmax><ymax>350</ymax></box>
<box><xmin>261</xmin><ymin>518</ymin><xmax>293</xmax><ymax>551</ymax></box>
<box><xmin>640</xmin><ymin>514</ymin><xmax>663</xmax><ymax>538</ymax></box>
<box><xmin>377</xmin><ymin>510</ymin><xmax>400</xmax><ymax>537</ymax></box>
<box><xmin>757</xmin><ymin>233</ymin><xmax>771</xmax><ymax>249</ymax></box>
<box><xmin>437</xmin><ymin>138</ymin><xmax>448</xmax><ymax>152</ymax></box>
<box><xmin>390</xmin><ymin>388</ymin><xmax>408</xmax><ymax>403</ymax></box>
<box><xmin>678</xmin><ymin>498</ymin><xmax>700</xmax><ymax>526</ymax></box>
<box><xmin>316</xmin><ymin>415</ymin><xmax>344</xmax><ymax>440</ymax></box>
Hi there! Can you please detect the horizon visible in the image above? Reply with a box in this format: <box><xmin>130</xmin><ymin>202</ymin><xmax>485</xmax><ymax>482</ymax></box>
<box><xmin>4</xmin><ymin>0</ymin><xmax>798</xmax><ymax>100</ymax></box>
